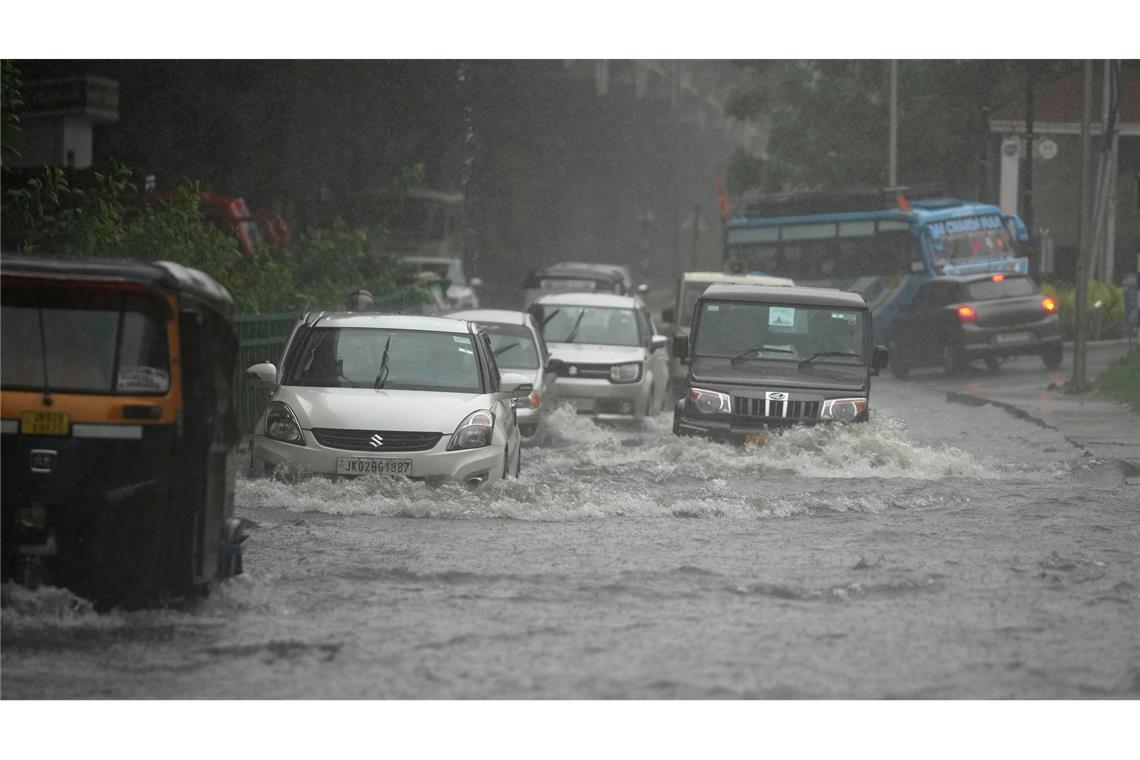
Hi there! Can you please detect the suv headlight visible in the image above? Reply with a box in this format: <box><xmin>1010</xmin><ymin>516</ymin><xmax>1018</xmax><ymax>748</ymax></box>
<box><xmin>688</xmin><ymin>387</ymin><xmax>731</xmax><ymax>414</ymax></box>
<box><xmin>609</xmin><ymin>362</ymin><xmax>642</xmax><ymax>384</ymax></box>
<box><xmin>448</xmin><ymin>409</ymin><xmax>495</xmax><ymax>450</ymax></box>
<box><xmin>820</xmin><ymin>397</ymin><xmax>867</xmax><ymax>423</ymax></box>
<box><xmin>265</xmin><ymin>401</ymin><xmax>305</xmax><ymax>445</ymax></box>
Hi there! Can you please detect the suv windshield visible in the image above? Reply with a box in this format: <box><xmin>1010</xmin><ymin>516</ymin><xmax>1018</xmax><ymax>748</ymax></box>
<box><xmin>286</xmin><ymin>327</ymin><xmax>482</xmax><ymax>393</ymax></box>
<box><xmin>534</xmin><ymin>305</ymin><xmax>641</xmax><ymax>347</ymax></box>
<box><xmin>1</xmin><ymin>286</ymin><xmax>170</xmax><ymax>395</ymax></box>
<box><xmin>477</xmin><ymin>323</ymin><xmax>540</xmax><ymax>369</ymax></box>
<box><xmin>694</xmin><ymin>301</ymin><xmax>865</xmax><ymax>363</ymax></box>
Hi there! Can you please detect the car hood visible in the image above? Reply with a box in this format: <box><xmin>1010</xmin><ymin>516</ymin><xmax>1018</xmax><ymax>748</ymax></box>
<box><xmin>274</xmin><ymin>386</ymin><xmax>491</xmax><ymax>432</ymax></box>
<box><xmin>548</xmin><ymin>342</ymin><xmax>646</xmax><ymax>365</ymax></box>
<box><xmin>689</xmin><ymin>357</ymin><xmax>868</xmax><ymax>393</ymax></box>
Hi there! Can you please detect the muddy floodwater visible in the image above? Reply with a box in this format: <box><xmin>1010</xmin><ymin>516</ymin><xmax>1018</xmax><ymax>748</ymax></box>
<box><xmin>3</xmin><ymin>380</ymin><xmax>1138</xmax><ymax>699</ymax></box>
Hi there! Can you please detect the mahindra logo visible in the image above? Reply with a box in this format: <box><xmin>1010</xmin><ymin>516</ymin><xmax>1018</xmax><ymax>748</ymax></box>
<box><xmin>369</xmin><ymin>434</ymin><xmax>385</xmax><ymax>448</ymax></box>
<box><xmin>766</xmin><ymin>392</ymin><xmax>788</xmax><ymax>401</ymax></box>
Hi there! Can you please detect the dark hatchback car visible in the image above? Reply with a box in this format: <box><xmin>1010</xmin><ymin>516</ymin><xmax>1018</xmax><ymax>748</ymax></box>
<box><xmin>672</xmin><ymin>284</ymin><xmax>888</xmax><ymax>443</ymax></box>
<box><xmin>888</xmin><ymin>273</ymin><xmax>1061</xmax><ymax>377</ymax></box>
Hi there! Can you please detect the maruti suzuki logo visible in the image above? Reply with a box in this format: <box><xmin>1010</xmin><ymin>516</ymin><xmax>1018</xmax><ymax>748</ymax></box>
<box><xmin>369</xmin><ymin>434</ymin><xmax>385</xmax><ymax>448</ymax></box>
<box><xmin>568</xmin><ymin>365</ymin><xmax>579</xmax><ymax>376</ymax></box>
<box><xmin>765</xmin><ymin>392</ymin><xmax>788</xmax><ymax>401</ymax></box>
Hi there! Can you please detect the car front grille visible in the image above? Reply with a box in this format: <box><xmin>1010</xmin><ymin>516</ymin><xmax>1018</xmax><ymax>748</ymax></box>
<box><xmin>732</xmin><ymin>397</ymin><xmax>821</xmax><ymax>420</ymax></box>
<box><xmin>556</xmin><ymin>362</ymin><xmax>611</xmax><ymax>379</ymax></box>
<box><xmin>310</xmin><ymin>428</ymin><xmax>443</xmax><ymax>452</ymax></box>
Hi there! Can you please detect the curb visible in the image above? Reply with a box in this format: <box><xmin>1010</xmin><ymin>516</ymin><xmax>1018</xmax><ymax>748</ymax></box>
<box><xmin>945</xmin><ymin>390</ymin><xmax>1091</xmax><ymax>456</ymax></box>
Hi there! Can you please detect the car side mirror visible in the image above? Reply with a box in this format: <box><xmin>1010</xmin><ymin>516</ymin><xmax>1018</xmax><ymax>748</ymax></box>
<box><xmin>673</xmin><ymin>334</ymin><xmax>689</xmax><ymax>364</ymax></box>
<box><xmin>650</xmin><ymin>335</ymin><xmax>669</xmax><ymax>352</ymax></box>
<box><xmin>872</xmin><ymin>345</ymin><xmax>889</xmax><ymax>375</ymax></box>
<box><xmin>470</xmin><ymin>277</ymin><xmax>484</xmax><ymax>288</ymax></box>
<box><xmin>636</xmin><ymin>283</ymin><xmax>650</xmax><ymax>295</ymax></box>
<box><xmin>245</xmin><ymin>362</ymin><xmax>278</xmax><ymax>386</ymax></box>
<box><xmin>545</xmin><ymin>357</ymin><xmax>565</xmax><ymax>374</ymax></box>
<box><xmin>499</xmin><ymin>371</ymin><xmax>534</xmax><ymax>398</ymax></box>
<box><xmin>661</xmin><ymin>307</ymin><xmax>675</xmax><ymax>324</ymax></box>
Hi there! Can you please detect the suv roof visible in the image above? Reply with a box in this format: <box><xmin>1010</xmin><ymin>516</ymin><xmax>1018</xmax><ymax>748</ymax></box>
<box><xmin>532</xmin><ymin>291</ymin><xmax>640</xmax><ymax>309</ymax></box>
<box><xmin>700</xmin><ymin>283</ymin><xmax>868</xmax><ymax>309</ymax></box>
<box><xmin>314</xmin><ymin>313</ymin><xmax>474</xmax><ymax>334</ymax></box>
<box><xmin>681</xmin><ymin>271</ymin><xmax>795</xmax><ymax>287</ymax></box>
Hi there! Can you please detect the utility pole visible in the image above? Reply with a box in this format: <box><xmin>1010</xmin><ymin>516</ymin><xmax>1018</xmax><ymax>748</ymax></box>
<box><xmin>888</xmin><ymin>60</ymin><xmax>898</xmax><ymax>187</ymax></box>
<box><xmin>1071</xmin><ymin>60</ymin><xmax>1094</xmax><ymax>393</ymax></box>
<box><xmin>1022</xmin><ymin>62</ymin><xmax>1036</xmax><ymax>259</ymax></box>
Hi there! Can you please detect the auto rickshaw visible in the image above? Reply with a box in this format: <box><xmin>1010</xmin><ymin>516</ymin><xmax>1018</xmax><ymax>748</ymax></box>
<box><xmin>1</xmin><ymin>254</ymin><xmax>246</xmax><ymax>609</ymax></box>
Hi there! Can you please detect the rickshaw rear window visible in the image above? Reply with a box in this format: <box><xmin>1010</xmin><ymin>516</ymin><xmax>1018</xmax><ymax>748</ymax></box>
<box><xmin>1</xmin><ymin>287</ymin><xmax>171</xmax><ymax>395</ymax></box>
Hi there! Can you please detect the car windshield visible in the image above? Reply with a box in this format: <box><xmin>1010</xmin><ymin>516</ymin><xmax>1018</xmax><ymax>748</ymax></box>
<box><xmin>964</xmin><ymin>277</ymin><xmax>1036</xmax><ymax>301</ymax></box>
<box><xmin>694</xmin><ymin>301</ymin><xmax>865</xmax><ymax>363</ymax></box>
<box><xmin>1</xmin><ymin>286</ymin><xmax>171</xmax><ymax>395</ymax></box>
<box><xmin>477</xmin><ymin>322</ymin><xmax>540</xmax><ymax>369</ymax></box>
<box><xmin>286</xmin><ymin>327</ymin><xmax>482</xmax><ymax>393</ymax></box>
<box><xmin>535</xmin><ymin>305</ymin><xmax>641</xmax><ymax>347</ymax></box>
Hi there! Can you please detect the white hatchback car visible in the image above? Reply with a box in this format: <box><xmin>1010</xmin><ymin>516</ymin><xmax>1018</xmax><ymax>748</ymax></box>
<box><xmin>528</xmin><ymin>292</ymin><xmax>670</xmax><ymax>421</ymax></box>
<box><xmin>246</xmin><ymin>313</ymin><xmax>531</xmax><ymax>487</ymax></box>
<box><xmin>447</xmin><ymin>309</ymin><xmax>558</xmax><ymax>441</ymax></box>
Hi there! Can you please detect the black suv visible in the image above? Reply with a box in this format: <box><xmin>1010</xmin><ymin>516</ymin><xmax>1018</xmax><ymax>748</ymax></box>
<box><xmin>671</xmin><ymin>284</ymin><xmax>889</xmax><ymax>443</ymax></box>
<box><xmin>888</xmin><ymin>273</ymin><xmax>1062</xmax><ymax>377</ymax></box>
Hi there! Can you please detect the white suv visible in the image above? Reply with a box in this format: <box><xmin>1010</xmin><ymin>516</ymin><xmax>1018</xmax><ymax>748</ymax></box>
<box><xmin>246</xmin><ymin>313</ymin><xmax>530</xmax><ymax>487</ymax></box>
<box><xmin>528</xmin><ymin>292</ymin><xmax>670</xmax><ymax>420</ymax></box>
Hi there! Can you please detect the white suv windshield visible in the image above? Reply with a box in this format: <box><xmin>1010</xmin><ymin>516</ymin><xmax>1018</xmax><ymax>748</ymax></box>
<box><xmin>287</xmin><ymin>327</ymin><xmax>482</xmax><ymax>393</ymax></box>
<box><xmin>536</xmin><ymin>305</ymin><xmax>641</xmax><ymax>347</ymax></box>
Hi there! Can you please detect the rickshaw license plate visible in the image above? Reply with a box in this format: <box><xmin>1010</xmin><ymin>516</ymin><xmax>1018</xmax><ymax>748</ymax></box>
<box><xmin>19</xmin><ymin>411</ymin><xmax>70</xmax><ymax>436</ymax></box>
<box><xmin>336</xmin><ymin>457</ymin><xmax>413</xmax><ymax>476</ymax></box>
<box><xmin>744</xmin><ymin>433</ymin><xmax>768</xmax><ymax>445</ymax></box>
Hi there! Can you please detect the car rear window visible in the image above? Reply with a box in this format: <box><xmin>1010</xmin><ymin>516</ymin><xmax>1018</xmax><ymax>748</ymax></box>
<box><xmin>964</xmin><ymin>277</ymin><xmax>1036</xmax><ymax>301</ymax></box>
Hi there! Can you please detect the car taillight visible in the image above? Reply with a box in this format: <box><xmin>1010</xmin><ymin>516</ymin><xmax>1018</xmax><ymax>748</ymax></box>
<box><xmin>1042</xmin><ymin>296</ymin><xmax>1057</xmax><ymax>313</ymax></box>
<box><xmin>957</xmin><ymin>305</ymin><xmax>977</xmax><ymax>323</ymax></box>
<box><xmin>992</xmin><ymin>273</ymin><xmax>1005</xmax><ymax>283</ymax></box>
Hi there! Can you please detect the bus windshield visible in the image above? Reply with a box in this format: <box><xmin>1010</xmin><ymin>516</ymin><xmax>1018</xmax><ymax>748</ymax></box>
<box><xmin>924</xmin><ymin>215</ymin><xmax>1017</xmax><ymax>272</ymax></box>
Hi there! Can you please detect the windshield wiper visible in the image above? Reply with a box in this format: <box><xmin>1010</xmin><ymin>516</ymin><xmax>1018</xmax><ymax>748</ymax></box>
<box><xmin>562</xmin><ymin>310</ymin><xmax>587</xmax><ymax>344</ymax></box>
<box><xmin>494</xmin><ymin>341</ymin><xmax>521</xmax><ymax>357</ymax></box>
<box><xmin>373</xmin><ymin>335</ymin><xmax>392</xmax><ymax>389</ymax></box>
<box><xmin>539</xmin><ymin>308</ymin><xmax>561</xmax><ymax>328</ymax></box>
<box><xmin>730</xmin><ymin>345</ymin><xmax>795</xmax><ymax>363</ymax></box>
<box><xmin>798</xmin><ymin>351</ymin><xmax>860</xmax><ymax>370</ymax></box>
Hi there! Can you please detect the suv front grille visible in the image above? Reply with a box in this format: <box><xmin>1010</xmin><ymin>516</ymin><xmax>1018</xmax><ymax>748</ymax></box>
<box><xmin>556</xmin><ymin>362</ymin><xmax>611</xmax><ymax>379</ymax></box>
<box><xmin>732</xmin><ymin>397</ymin><xmax>821</xmax><ymax>420</ymax></box>
<box><xmin>311</xmin><ymin>428</ymin><xmax>442</xmax><ymax>452</ymax></box>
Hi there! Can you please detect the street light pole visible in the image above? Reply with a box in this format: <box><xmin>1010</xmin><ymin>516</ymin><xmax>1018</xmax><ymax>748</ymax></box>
<box><xmin>888</xmin><ymin>60</ymin><xmax>898</xmax><ymax>187</ymax></box>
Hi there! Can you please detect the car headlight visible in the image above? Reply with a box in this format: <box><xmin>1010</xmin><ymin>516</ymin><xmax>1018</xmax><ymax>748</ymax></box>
<box><xmin>610</xmin><ymin>362</ymin><xmax>642</xmax><ymax>384</ymax></box>
<box><xmin>448</xmin><ymin>409</ymin><xmax>495</xmax><ymax>450</ymax></box>
<box><xmin>688</xmin><ymin>387</ymin><xmax>731</xmax><ymax>414</ymax></box>
<box><xmin>265</xmin><ymin>400</ymin><xmax>305</xmax><ymax>445</ymax></box>
<box><xmin>820</xmin><ymin>397</ymin><xmax>867</xmax><ymax>423</ymax></box>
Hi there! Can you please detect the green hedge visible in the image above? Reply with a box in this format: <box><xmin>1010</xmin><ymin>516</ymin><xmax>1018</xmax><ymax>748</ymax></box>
<box><xmin>1040</xmin><ymin>280</ymin><xmax>1128</xmax><ymax>341</ymax></box>
<box><xmin>1</xmin><ymin>164</ymin><xmax>426</xmax><ymax>314</ymax></box>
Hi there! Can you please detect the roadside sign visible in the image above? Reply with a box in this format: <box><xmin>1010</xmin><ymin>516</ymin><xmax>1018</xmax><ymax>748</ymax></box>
<box><xmin>1037</xmin><ymin>139</ymin><xmax>1058</xmax><ymax>160</ymax></box>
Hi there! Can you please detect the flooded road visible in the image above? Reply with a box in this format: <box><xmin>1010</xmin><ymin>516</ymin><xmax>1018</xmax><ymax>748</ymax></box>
<box><xmin>3</xmin><ymin>373</ymin><xmax>1138</xmax><ymax>699</ymax></box>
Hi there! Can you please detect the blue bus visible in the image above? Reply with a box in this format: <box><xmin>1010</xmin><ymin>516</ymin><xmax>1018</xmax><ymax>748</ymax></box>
<box><xmin>722</xmin><ymin>189</ymin><xmax>1030</xmax><ymax>343</ymax></box>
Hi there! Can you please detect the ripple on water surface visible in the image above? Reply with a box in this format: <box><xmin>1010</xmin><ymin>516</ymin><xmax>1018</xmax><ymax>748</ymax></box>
<box><xmin>236</xmin><ymin>408</ymin><xmax>1004</xmax><ymax>521</ymax></box>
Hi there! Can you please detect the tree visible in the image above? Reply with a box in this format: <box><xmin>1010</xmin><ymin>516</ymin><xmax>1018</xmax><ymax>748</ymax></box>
<box><xmin>724</xmin><ymin>60</ymin><xmax>1077</xmax><ymax>197</ymax></box>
